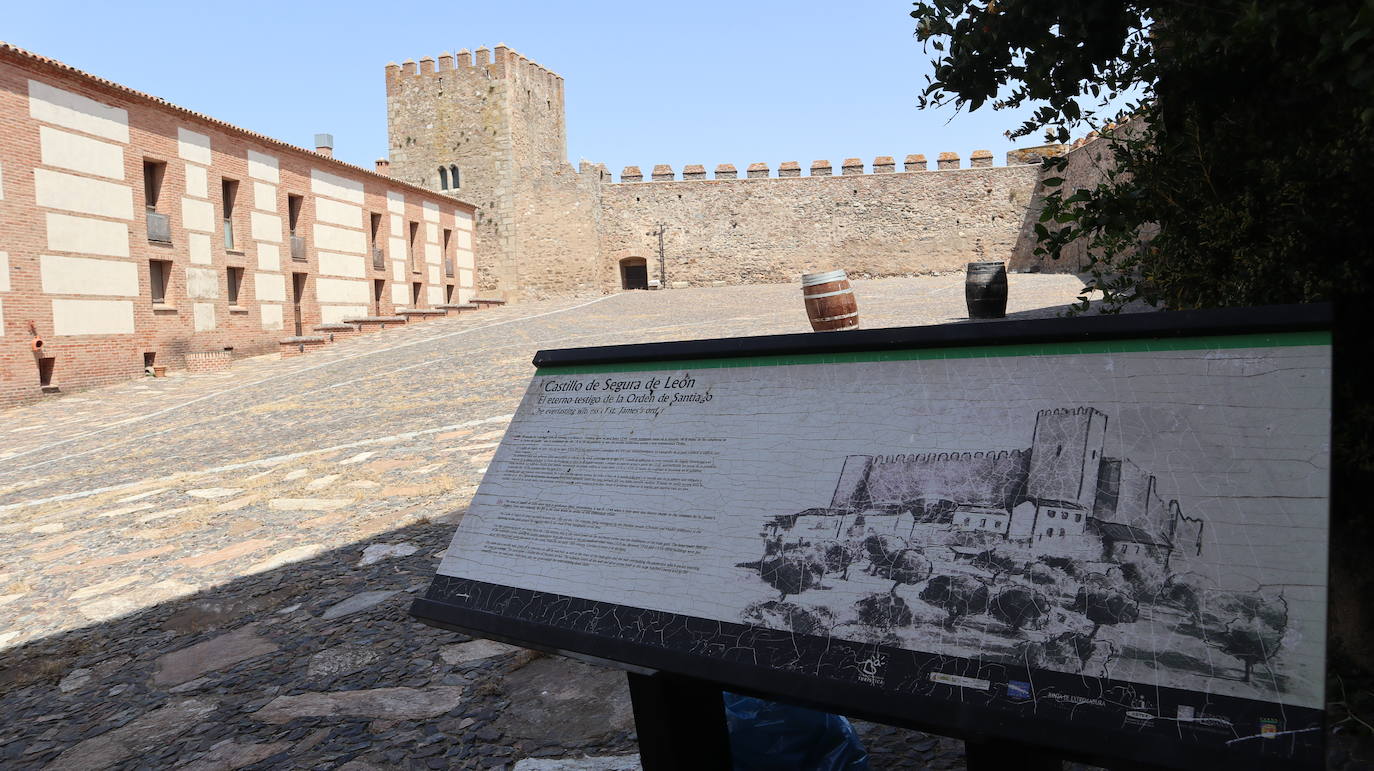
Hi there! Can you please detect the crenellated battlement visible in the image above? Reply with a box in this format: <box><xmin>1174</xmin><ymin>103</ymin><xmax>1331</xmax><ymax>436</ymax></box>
<box><xmin>609</xmin><ymin>151</ymin><xmax>1019</xmax><ymax>183</ymax></box>
<box><xmin>385</xmin><ymin>44</ymin><xmax>564</xmax><ymax>96</ymax></box>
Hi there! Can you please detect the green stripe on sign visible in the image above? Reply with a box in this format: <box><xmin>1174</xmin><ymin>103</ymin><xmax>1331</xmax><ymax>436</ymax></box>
<box><xmin>535</xmin><ymin>331</ymin><xmax>1331</xmax><ymax>375</ymax></box>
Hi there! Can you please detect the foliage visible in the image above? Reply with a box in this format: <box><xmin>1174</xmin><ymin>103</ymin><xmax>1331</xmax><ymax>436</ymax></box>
<box><xmin>919</xmin><ymin>574</ymin><xmax>990</xmax><ymax>626</ymax></box>
<box><xmin>989</xmin><ymin>584</ymin><xmax>1051</xmax><ymax>632</ymax></box>
<box><xmin>1218</xmin><ymin>616</ymin><xmax>1284</xmax><ymax>683</ymax></box>
<box><xmin>741</xmin><ymin>600</ymin><xmax>836</xmax><ymax>636</ymax></box>
<box><xmin>885</xmin><ymin>548</ymin><xmax>934</xmax><ymax>594</ymax></box>
<box><xmin>1070</xmin><ymin>585</ymin><xmax>1141</xmax><ymax>637</ymax></box>
<box><xmin>759</xmin><ymin>555</ymin><xmax>822</xmax><ymax>600</ymax></box>
<box><xmin>855</xmin><ymin>592</ymin><xmax>916</xmax><ymax>628</ymax></box>
<box><xmin>910</xmin><ymin>0</ymin><xmax>1374</xmax><ymax>314</ymax></box>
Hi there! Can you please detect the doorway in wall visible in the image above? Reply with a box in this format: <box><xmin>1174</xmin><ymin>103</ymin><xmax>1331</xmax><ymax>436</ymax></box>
<box><xmin>292</xmin><ymin>272</ymin><xmax>308</xmax><ymax>336</ymax></box>
<box><xmin>620</xmin><ymin>257</ymin><xmax>649</xmax><ymax>290</ymax></box>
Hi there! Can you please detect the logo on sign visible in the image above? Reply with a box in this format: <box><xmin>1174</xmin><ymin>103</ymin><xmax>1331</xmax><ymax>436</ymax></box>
<box><xmin>857</xmin><ymin>652</ymin><xmax>887</xmax><ymax>686</ymax></box>
<box><xmin>1176</xmin><ymin>705</ymin><xmax>1195</xmax><ymax>722</ymax></box>
<box><xmin>1007</xmin><ymin>681</ymin><xmax>1032</xmax><ymax>701</ymax></box>
<box><xmin>1260</xmin><ymin>718</ymin><xmax>1281</xmax><ymax>738</ymax></box>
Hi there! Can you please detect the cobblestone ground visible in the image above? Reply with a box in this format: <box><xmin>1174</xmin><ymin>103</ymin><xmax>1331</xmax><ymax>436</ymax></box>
<box><xmin>0</xmin><ymin>276</ymin><xmax>1363</xmax><ymax>770</ymax></box>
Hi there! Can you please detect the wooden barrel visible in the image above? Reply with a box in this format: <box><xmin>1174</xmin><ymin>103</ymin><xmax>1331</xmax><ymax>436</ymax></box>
<box><xmin>802</xmin><ymin>270</ymin><xmax>860</xmax><ymax>332</ymax></box>
<box><xmin>964</xmin><ymin>261</ymin><xmax>1008</xmax><ymax>319</ymax></box>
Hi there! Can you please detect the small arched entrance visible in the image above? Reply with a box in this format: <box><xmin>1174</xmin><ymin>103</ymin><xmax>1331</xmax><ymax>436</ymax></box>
<box><xmin>620</xmin><ymin>257</ymin><xmax>649</xmax><ymax>290</ymax></box>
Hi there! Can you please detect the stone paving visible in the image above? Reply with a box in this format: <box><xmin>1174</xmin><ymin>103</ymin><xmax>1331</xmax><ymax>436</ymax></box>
<box><xmin>0</xmin><ymin>275</ymin><xmax>1357</xmax><ymax>770</ymax></box>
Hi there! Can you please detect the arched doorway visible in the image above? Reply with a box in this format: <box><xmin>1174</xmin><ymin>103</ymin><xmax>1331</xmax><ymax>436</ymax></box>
<box><xmin>620</xmin><ymin>257</ymin><xmax>649</xmax><ymax>290</ymax></box>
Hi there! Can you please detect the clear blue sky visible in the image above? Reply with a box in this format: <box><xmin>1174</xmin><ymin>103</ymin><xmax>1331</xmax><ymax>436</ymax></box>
<box><xmin>3</xmin><ymin>1</ymin><xmax>1056</xmax><ymax>175</ymax></box>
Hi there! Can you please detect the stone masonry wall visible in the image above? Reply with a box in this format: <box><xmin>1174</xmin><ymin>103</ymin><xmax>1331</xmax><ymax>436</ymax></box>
<box><xmin>597</xmin><ymin>158</ymin><xmax>1042</xmax><ymax>291</ymax></box>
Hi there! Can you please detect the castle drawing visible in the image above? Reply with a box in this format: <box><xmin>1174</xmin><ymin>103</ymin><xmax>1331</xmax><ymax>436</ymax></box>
<box><xmin>769</xmin><ymin>407</ymin><xmax>1206</xmax><ymax>570</ymax></box>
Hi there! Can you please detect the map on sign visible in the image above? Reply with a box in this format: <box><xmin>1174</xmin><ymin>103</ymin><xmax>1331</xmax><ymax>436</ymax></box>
<box><xmin>415</xmin><ymin>327</ymin><xmax>1331</xmax><ymax>770</ymax></box>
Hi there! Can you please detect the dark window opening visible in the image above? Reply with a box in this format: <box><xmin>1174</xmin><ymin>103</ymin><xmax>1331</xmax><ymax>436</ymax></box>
<box><xmin>227</xmin><ymin>266</ymin><xmax>244</xmax><ymax>305</ymax></box>
<box><xmin>143</xmin><ymin>352</ymin><xmax>156</xmax><ymax>368</ymax></box>
<box><xmin>439</xmin><ymin>166</ymin><xmax>449</xmax><ymax>190</ymax></box>
<box><xmin>449</xmin><ymin>165</ymin><xmax>459</xmax><ymax>189</ymax></box>
<box><xmin>287</xmin><ymin>194</ymin><xmax>304</xmax><ymax>235</ymax></box>
<box><xmin>149</xmin><ymin>259</ymin><xmax>172</xmax><ymax>304</ymax></box>
<box><xmin>370</xmin><ymin>212</ymin><xmax>384</xmax><ymax>269</ymax></box>
<box><xmin>144</xmin><ymin>160</ymin><xmax>170</xmax><ymax>243</ymax></box>
<box><xmin>444</xmin><ymin>284</ymin><xmax>455</xmax><ymax>303</ymax></box>
<box><xmin>373</xmin><ymin>278</ymin><xmax>385</xmax><ymax>316</ymax></box>
<box><xmin>408</xmin><ymin>222</ymin><xmax>420</xmax><ymax>272</ymax></box>
<box><xmin>221</xmin><ymin>178</ymin><xmax>239</xmax><ymax>250</ymax></box>
<box><xmin>411</xmin><ymin>281</ymin><xmax>422</xmax><ymax>306</ymax></box>
<box><xmin>38</xmin><ymin>357</ymin><xmax>55</xmax><ymax>388</ymax></box>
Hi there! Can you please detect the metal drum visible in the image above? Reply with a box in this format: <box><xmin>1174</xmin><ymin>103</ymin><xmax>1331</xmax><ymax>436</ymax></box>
<box><xmin>802</xmin><ymin>270</ymin><xmax>860</xmax><ymax>332</ymax></box>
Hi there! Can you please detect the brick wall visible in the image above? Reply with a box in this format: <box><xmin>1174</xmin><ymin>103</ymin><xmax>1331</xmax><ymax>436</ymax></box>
<box><xmin>0</xmin><ymin>45</ymin><xmax>477</xmax><ymax>408</ymax></box>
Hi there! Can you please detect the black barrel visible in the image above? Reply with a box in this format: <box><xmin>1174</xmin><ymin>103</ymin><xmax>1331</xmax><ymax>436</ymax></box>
<box><xmin>965</xmin><ymin>261</ymin><xmax>1008</xmax><ymax>319</ymax></box>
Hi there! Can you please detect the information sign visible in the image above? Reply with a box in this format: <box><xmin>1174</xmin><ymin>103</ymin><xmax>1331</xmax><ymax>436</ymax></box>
<box><xmin>412</xmin><ymin>305</ymin><xmax>1331</xmax><ymax>770</ymax></box>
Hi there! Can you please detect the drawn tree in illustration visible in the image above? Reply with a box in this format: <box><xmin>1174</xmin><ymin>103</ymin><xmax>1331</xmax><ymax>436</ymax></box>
<box><xmin>1207</xmin><ymin>591</ymin><xmax>1289</xmax><ymax>683</ymax></box>
<box><xmin>758</xmin><ymin>553</ymin><xmax>823</xmax><ymax>601</ymax></box>
<box><xmin>989</xmin><ymin>585</ymin><xmax>1052</xmax><ymax>633</ymax></box>
<box><xmin>1070</xmin><ymin>584</ymin><xmax>1141</xmax><ymax>639</ymax></box>
<box><xmin>863</xmin><ymin>533</ymin><xmax>907</xmax><ymax>577</ymax></box>
<box><xmin>919</xmin><ymin>574</ymin><xmax>990</xmax><ymax>628</ymax></box>
<box><xmin>885</xmin><ymin>549</ymin><xmax>933</xmax><ymax>596</ymax></box>
<box><xmin>855</xmin><ymin>592</ymin><xmax>915</xmax><ymax>629</ymax></box>
<box><xmin>741</xmin><ymin>600</ymin><xmax>836</xmax><ymax>637</ymax></box>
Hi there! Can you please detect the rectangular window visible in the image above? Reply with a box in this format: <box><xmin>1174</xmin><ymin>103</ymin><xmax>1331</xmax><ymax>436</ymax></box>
<box><xmin>227</xmin><ymin>266</ymin><xmax>244</xmax><ymax>305</ymax></box>
<box><xmin>442</xmin><ymin>227</ymin><xmax>452</xmax><ymax>255</ymax></box>
<box><xmin>370</xmin><ymin>212</ymin><xmax>384</xmax><ymax>270</ymax></box>
<box><xmin>369</xmin><ymin>212</ymin><xmax>382</xmax><ymax>248</ymax></box>
<box><xmin>221</xmin><ymin>178</ymin><xmax>239</xmax><ymax>250</ymax></box>
<box><xmin>149</xmin><ymin>259</ymin><xmax>172</xmax><ymax>304</ymax></box>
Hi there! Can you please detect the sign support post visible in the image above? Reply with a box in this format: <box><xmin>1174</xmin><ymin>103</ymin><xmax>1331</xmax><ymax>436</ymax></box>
<box><xmin>625</xmin><ymin>671</ymin><xmax>732</xmax><ymax>770</ymax></box>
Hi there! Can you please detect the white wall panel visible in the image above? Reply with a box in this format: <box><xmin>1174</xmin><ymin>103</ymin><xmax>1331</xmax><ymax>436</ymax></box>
<box><xmin>456</xmin><ymin>248</ymin><xmax>474</xmax><ymax>270</ymax></box>
<box><xmin>256</xmin><ymin>243</ymin><xmax>280</xmax><ymax>271</ymax></box>
<box><xmin>313</xmin><ymin>223</ymin><xmax>365</xmax><ymax>254</ymax></box>
<box><xmin>184</xmin><ymin>163</ymin><xmax>208</xmax><ymax>198</ymax></box>
<box><xmin>39</xmin><ymin>127</ymin><xmax>124</xmax><ymax>180</ymax></box>
<box><xmin>0</xmin><ymin>298</ymin><xmax>5</xmax><ymax>336</ymax></box>
<box><xmin>390</xmin><ymin>283</ymin><xmax>409</xmax><ymax>305</ymax></box>
<box><xmin>247</xmin><ymin>150</ymin><xmax>280</xmax><ymax>183</ymax></box>
<box><xmin>177</xmin><ymin>128</ymin><xmax>212</xmax><ymax>165</ymax></box>
<box><xmin>0</xmin><ymin>252</ymin><xmax>9</xmax><ymax>292</ymax></box>
<box><xmin>310</xmin><ymin>169</ymin><xmax>364</xmax><ymax>203</ymax></box>
<box><xmin>386</xmin><ymin>191</ymin><xmax>404</xmax><ymax>214</ymax></box>
<box><xmin>181</xmin><ymin>197</ymin><xmax>214</xmax><ymax>233</ymax></box>
<box><xmin>427</xmin><ymin>286</ymin><xmax>444</xmax><ymax>306</ymax></box>
<box><xmin>320</xmin><ymin>305</ymin><xmax>368</xmax><ymax>324</ymax></box>
<box><xmin>422</xmin><ymin>200</ymin><xmax>439</xmax><ymax>222</ymax></box>
<box><xmin>52</xmin><ymin>299</ymin><xmax>134</xmax><ymax>335</ymax></box>
<box><xmin>33</xmin><ymin>168</ymin><xmax>132</xmax><ymax>219</ymax></box>
<box><xmin>315</xmin><ymin>197</ymin><xmax>363</xmax><ymax>228</ymax></box>
<box><xmin>425</xmin><ymin>222</ymin><xmax>439</xmax><ymax>244</ymax></box>
<box><xmin>186</xmin><ymin>267</ymin><xmax>219</xmax><ymax>299</ymax></box>
<box><xmin>255</xmin><ymin>272</ymin><xmax>286</xmax><ymax>302</ymax></box>
<box><xmin>318</xmin><ymin>252</ymin><xmax>365</xmax><ymax>278</ymax></box>
<box><xmin>253</xmin><ymin>182</ymin><xmax>277</xmax><ymax>212</ymax></box>
<box><xmin>193</xmin><ymin>302</ymin><xmax>216</xmax><ymax>331</ymax></box>
<box><xmin>457</xmin><ymin>230</ymin><xmax>472</xmax><ymax>249</ymax></box>
<box><xmin>389</xmin><ymin>214</ymin><xmax>403</xmax><ymax>234</ymax></box>
<box><xmin>40</xmin><ymin>254</ymin><xmax>137</xmax><ymax>296</ymax></box>
<box><xmin>427</xmin><ymin>264</ymin><xmax>440</xmax><ymax>285</ymax></box>
<box><xmin>45</xmin><ymin>213</ymin><xmax>129</xmax><ymax>257</ymax></box>
<box><xmin>391</xmin><ymin>260</ymin><xmax>405</xmax><ymax>281</ymax></box>
<box><xmin>260</xmin><ymin>303</ymin><xmax>283</xmax><ymax>330</ymax></box>
<box><xmin>251</xmin><ymin>211</ymin><xmax>282</xmax><ymax>242</ymax></box>
<box><xmin>188</xmin><ymin>232</ymin><xmax>211</xmax><ymax>265</ymax></box>
<box><xmin>315</xmin><ymin>277</ymin><xmax>368</xmax><ymax>304</ymax></box>
<box><xmin>424</xmin><ymin>243</ymin><xmax>440</xmax><ymax>265</ymax></box>
<box><xmin>459</xmin><ymin>268</ymin><xmax>473</xmax><ymax>289</ymax></box>
<box><xmin>28</xmin><ymin>80</ymin><xmax>129</xmax><ymax>143</ymax></box>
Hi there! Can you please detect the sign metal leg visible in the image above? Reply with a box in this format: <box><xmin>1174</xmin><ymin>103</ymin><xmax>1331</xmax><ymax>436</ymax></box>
<box><xmin>626</xmin><ymin>671</ymin><xmax>732</xmax><ymax>770</ymax></box>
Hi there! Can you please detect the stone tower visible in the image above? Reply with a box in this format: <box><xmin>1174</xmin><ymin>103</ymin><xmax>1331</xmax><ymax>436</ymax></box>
<box><xmin>385</xmin><ymin>45</ymin><xmax>569</xmax><ymax>297</ymax></box>
<box><xmin>1026</xmin><ymin>407</ymin><xmax>1108</xmax><ymax>508</ymax></box>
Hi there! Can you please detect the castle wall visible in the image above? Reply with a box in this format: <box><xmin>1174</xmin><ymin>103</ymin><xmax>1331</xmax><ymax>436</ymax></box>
<box><xmin>1026</xmin><ymin>407</ymin><xmax>1108</xmax><ymax>507</ymax></box>
<box><xmin>596</xmin><ymin>159</ymin><xmax>1042</xmax><ymax>290</ymax></box>
<box><xmin>861</xmin><ymin>449</ymin><xmax>1030</xmax><ymax>511</ymax></box>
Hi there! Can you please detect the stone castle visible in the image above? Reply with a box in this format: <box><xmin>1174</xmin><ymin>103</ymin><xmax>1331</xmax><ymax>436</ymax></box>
<box><xmin>383</xmin><ymin>45</ymin><xmax>1068</xmax><ymax>300</ymax></box>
